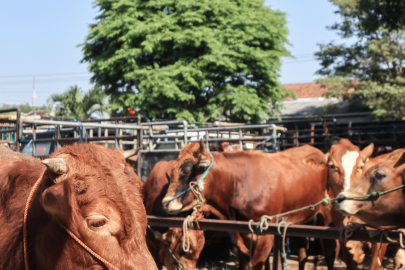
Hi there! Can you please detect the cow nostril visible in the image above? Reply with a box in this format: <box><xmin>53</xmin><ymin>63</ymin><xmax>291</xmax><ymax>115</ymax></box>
<box><xmin>335</xmin><ymin>194</ymin><xmax>346</xmax><ymax>204</ymax></box>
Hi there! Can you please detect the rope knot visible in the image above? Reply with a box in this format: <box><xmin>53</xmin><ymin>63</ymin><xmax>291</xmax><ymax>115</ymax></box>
<box><xmin>322</xmin><ymin>198</ymin><xmax>330</xmax><ymax>205</ymax></box>
<box><xmin>369</xmin><ymin>191</ymin><xmax>382</xmax><ymax>199</ymax></box>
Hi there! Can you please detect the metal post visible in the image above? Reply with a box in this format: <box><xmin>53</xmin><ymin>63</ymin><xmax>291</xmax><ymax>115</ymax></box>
<box><xmin>271</xmin><ymin>124</ymin><xmax>277</xmax><ymax>153</ymax></box>
<box><xmin>115</xmin><ymin>120</ymin><xmax>119</xmax><ymax>149</ymax></box>
<box><xmin>104</xmin><ymin>129</ymin><xmax>108</xmax><ymax>148</ymax></box>
<box><xmin>183</xmin><ymin>121</ymin><xmax>188</xmax><ymax>145</ymax></box>
<box><xmin>239</xmin><ymin>128</ymin><xmax>243</xmax><ymax>150</ymax></box>
<box><xmin>32</xmin><ymin>128</ymin><xmax>36</xmax><ymax>156</ymax></box>
<box><xmin>15</xmin><ymin>108</ymin><xmax>21</xmax><ymax>152</ymax></box>
<box><xmin>55</xmin><ymin>125</ymin><xmax>61</xmax><ymax>150</ymax></box>
<box><xmin>148</xmin><ymin>125</ymin><xmax>153</xmax><ymax>151</ymax></box>
<box><xmin>205</xmin><ymin>130</ymin><xmax>209</xmax><ymax>152</ymax></box>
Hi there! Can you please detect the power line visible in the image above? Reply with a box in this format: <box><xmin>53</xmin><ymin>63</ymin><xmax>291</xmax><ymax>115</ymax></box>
<box><xmin>0</xmin><ymin>72</ymin><xmax>89</xmax><ymax>79</ymax></box>
<box><xmin>0</xmin><ymin>76</ymin><xmax>91</xmax><ymax>86</ymax></box>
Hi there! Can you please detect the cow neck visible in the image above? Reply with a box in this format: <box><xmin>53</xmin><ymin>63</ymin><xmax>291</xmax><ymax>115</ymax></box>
<box><xmin>199</xmin><ymin>153</ymin><xmax>237</xmax><ymax>213</ymax></box>
<box><xmin>23</xmin><ymin>169</ymin><xmax>120</xmax><ymax>270</ymax></box>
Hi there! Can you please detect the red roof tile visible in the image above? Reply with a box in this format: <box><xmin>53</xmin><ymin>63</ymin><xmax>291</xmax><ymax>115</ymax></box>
<box><xmin>284</xmin><ymin>83</ymin><xmax>329</xmax><ymax>99</ymax></box>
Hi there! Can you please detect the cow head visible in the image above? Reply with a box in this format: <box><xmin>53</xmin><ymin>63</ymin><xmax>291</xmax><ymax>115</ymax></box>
<box><xmin>162</xmin><ymin>141</ymin><xmax>207</xmax><ymax>215</ymax></box>
<box><xmin>158</xmin><ymin>228</ymin><xmax>205</xmax><ymax>270</ymax></box>
<box><xmin>335</xmin><ymin>150</ymin><xmax>405</xmax><ymax>227</ymax></box>
<box><xmin>327</xmin><ymin>139</ymin><xmax>374</xmax><ymax>197</ymax></box>
<box><xmin>39</xmin><ymin>144</ymin><xmax>156</xmax><ymax>269</ymax></box>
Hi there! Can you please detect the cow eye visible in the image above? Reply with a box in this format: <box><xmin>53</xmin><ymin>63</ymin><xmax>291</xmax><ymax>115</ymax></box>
<box><xmin>375</xmin><ymin>172</ymin><xmax>386</xmax><ymax>180</ymax></box>
<box><xmin>88</xmin><ymin>219</ymin><xmax>106</xmax><ymax>228</ymax></box>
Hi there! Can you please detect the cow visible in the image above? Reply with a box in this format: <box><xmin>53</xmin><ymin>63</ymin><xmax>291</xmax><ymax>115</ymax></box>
<box><xmin>144</xmin><ymin>160</ymin><xmax>205</xmax><ymax>270</ymax></box>
<box><xmin>319</xmin><ymin>140</ymin><xmax>404</xmax><ymax>270</ymax></box>
<box><xmin>0</xmin><ymin>144</ymin><xmax>157</xmax><ymax>270</ymax></box>
<box><xmin>162</xmin><ymin>141</ymin><xmax>331</xmax><ymax>270</ymax></box>
<box><xmin>336</xmin><ymin>149</ymin><xmax>405</xmax><ymax>228</ymax></box>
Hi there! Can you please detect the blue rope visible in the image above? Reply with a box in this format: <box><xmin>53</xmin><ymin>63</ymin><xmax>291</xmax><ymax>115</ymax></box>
<box><xmin>169</xmin><ymin>153</ymin><xmax>214</xmax><ymax>202</ymax></box>
<box><xmin>76</xmin><ymin>121</ymin><xmax>87</xmax><ymax>144</ymax></box>
<box><xmin>25</xmin><ymin>139</ymin><xmax>33</xmax><ymax>155</ymax></box>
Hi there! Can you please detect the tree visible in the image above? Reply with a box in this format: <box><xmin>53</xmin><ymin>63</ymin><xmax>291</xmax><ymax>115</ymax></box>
<box><xmin>80</xmin><ymin>0</ymin><xmax>290</xmax><ymax>123</ymax></box>
<box><xmin>48</xmin><ymin>85</ymin><xmax>109</xmax><ymax>120</ymax></box>
<box><xmin>315</xmin><ymin>0</ymin><xmax>405</xmax><ymax>120</ymax></box>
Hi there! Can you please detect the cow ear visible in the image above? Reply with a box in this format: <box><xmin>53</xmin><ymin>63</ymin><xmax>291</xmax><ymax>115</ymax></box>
<box><xmin>394</xmin><ymin>152</ymin><xmax>405</xmax><ymax>169</ymax></box>
<box><xmin>199</xmin><ymin>138</ymin><xmax>207</xmax><ymax>153</ymax></box>
<box><xmin>361</xmin><ymin>143</ymin><xmax>374</xmax><ymax>161</ymax></box>
<box><xmin>304</xmin><ymin>152</ymin><xmax>329</xmax><ymax>170</ymax></box>
<box><xmin>41</xmin><ymin>181</ymin><xmax>70</xmax><ymax>218</ymax></box>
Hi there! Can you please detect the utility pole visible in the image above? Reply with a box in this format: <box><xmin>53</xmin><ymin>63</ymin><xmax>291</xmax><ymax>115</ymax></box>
<box><xmin>32</xmin><ymin>77</ymin><xmax>37</xmax><ymax>109</ymax></box>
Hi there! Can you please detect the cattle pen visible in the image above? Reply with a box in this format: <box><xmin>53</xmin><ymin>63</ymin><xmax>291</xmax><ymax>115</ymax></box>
<box><xmin>2</xmin><ymin>107</ymin><xmax>405</xmax><ymax>269</ymax></box>
<box><xmin>147</xmin><ymin>215</ymin><xmax>405</xmax><ymax>270</ymax></box>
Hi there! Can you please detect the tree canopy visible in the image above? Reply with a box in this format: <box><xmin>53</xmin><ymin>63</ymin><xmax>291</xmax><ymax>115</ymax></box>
<box><xmin>315</xmin><ymin>0</ymin><xmax>405</xmax><ymax>120</ymax></box>
<box><xmin>80</xmin><ymin>0</ymin><xmax>290</xmax><ymax>123</ymax></box>
<box><xmin>48</xmin><ymin>85</ymin><xmax>109</xmax><ymax>120</ymax></box>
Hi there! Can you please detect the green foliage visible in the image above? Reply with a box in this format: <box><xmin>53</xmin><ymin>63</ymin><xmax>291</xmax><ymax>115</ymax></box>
<box><xmin>327</xmin><ymin>0</ymin><xmax>405</xmax><ymax>36</ymax></box>
<box><xmin>48</xmin><ymin>85</ymin><xmax>109</xmax><ymax>120</ymax></box>
<box><xmin>318</xmin><ymin>77</ymin><xmax>405</xmax><ymax>120</ymax></box>
<box><xmin>80</xmin><ymin>0</ymin><xmax>290</xmax><ymax>123</ymax></box>
<box><xmin>315</xmin><ymin>0</ymin><xmax>405</xmax><ymax>120</ymax></box>
<box><xmin>0</xmin><ymin>103</ymin><xmax>48</xmax><ymax>114</ymax></box>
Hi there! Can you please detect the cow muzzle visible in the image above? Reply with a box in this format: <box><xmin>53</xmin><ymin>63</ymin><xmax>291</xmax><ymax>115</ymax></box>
<box><xmin>335</xmin><ymin>192</ymin><xmax>359</xmax><ymax>216</ymax></box>
<box><xmin>162</xmin><ymin>197</ymin><xmax>183</xmax><ymax>215</ymax></box>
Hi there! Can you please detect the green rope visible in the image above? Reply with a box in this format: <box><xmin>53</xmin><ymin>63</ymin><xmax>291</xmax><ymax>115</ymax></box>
<box><xmin>342</xmin><ymin>184</ymin><xmax>405</xmax><ymax>201</ymax></box>
<box><xmin>248</xmin><ymin>184</ymin><xmax>404</xmax><ymax>235</ymax></box>
<box><xmin>166</xmin><ymin>246</ymin><xmax>184</xmax><ymax>270</ymax></box>
<box><xmin>249</xmin><ymin>198</ymin><xmax>332</xmax><ymax>235</ymax></box>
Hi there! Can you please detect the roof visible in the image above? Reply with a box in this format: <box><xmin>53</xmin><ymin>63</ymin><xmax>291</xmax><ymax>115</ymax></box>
<box><xmin>280</xmin><ymin>97</ymin><xmax>342</xmax><ymax>116</ymax></box>
<box><xmin>284</xmin><ymin>83</ymin><xmax>329</xmax><ymax>99</ymax></box>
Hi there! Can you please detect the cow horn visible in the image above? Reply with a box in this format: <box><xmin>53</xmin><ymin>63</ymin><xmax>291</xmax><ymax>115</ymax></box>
<box><xmin>124</xmin><ymin>149</ymin><xmax>136</xmax><ymax>159</ymax></box>
<box><xmin>180</xmin><ymin>141</ymin><xmax>185</xmax><ymax>149</ymax></box>
<box><xmin>42</xmin><ymin>158</ymin><xmax>68</xmax><ymax>174</ymax></box>
<box><xmin>394</xmin><ymin>152</ymin><xmax>405</xmax><ymax>168</ymax></box>
<box><xmin>199</xmin><ymin>138</ymin><xmax>206</xmax><ymax>153</ymax></box>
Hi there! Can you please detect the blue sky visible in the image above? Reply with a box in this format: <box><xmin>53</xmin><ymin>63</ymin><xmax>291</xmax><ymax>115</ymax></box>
<box><xmin>0</xmin><ymin>0</ymin><xmax>346</xmax><ymax>106</ymax></box>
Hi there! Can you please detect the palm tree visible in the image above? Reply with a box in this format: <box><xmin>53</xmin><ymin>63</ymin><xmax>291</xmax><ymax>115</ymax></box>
<box><xmin>48</xmin><ymin>85</ymin><xmax>109</xmax><ymax>120</ymax></box>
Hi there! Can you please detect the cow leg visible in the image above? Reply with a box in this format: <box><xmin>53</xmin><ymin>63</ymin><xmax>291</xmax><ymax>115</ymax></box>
<box><xmin>339</xmin><ymin>241</ymin><xmax>359</xmax><ymax>270</ymax></box>
<box><xmin>368</xmin><ymin>242</ymin><xmax>387</xmax><ymax>270</ymax></box>
<box><xmin>393</xmin><ymin>246</ymin><xmax>405</xmax><ymax>270</ymax></box>
<box><xmin>250</xmin><ymin>235</ymin><xmax>274</xmax><ymax>270</ymax></box>
<box><xmin>320</xmin><ymin>238</ymin><xmax>336</xmax><ymax>270</ymax></box>
<box><xmin>295</xmin><ymin>237</ymin><xmax>308</xmax><ymax>270</ymax></box>
<box><xmin>238</xmin><ymin>249</ymin><xmax>249</xmax><ymax>270</ymax></box>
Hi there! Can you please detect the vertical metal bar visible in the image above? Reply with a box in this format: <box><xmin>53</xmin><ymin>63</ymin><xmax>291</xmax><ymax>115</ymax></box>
<box><xmin>115</xmin><ymin>120</ymin><xmax>119</xmax><ymax>149</ymax></box>
<box><xmin>137</xmin><ymin>150</ymin><xmax>142</xmax><ymax>178</ymax></box>
<box><xmin>104</xmin><ymin>129</ymin><xmax>108</xmax><ymax>148</ymax></box>
<box><xmin>294</xmin><ymin>124</ymin><xmax>299</xmax><ymax>147</ymax></box>
<box><xmin>148</xmin><ymin>125</ymin><xmax>153</xmax><ymax>151</ymax></box>
<box><xmin>271</xmin><ymin>124</ymin><xmax>278</xmax><ymax>153</ymax></box>
<box><xmin>272</xmin><ymin>217</ymin><xmax>285</xmax><ymax>270</ymax></box>
<box><xmin>55</xmin><ymin>125</ymin><xmax>61</xmax><ymax>150</ymax></box>
<box><xmin>15</xmin><ymin>108</ymin><xmax>21</xmax><ymax>152</ymax></box>
<box><xmin>183</xmin><ymin>121</ymin><xmax>188</xmax><ymax>145</ymax></box>
<box><xmin>32</xmin><ymin>128</ymin><xmax>36</xmax><ymax>156</ymax></box>
<box><xmin>89</xmin><ymin>129</ymin><xmax>93</xmax><ymax>144</ymax></box>
<box><xmin>119</xmin><ymin>128</ymin><xmax>123</xmax><ymax>149</ymax></box>
<box><xmin>239</xmin><ymin>128</ymin><xmax>243</xmax><ymax>150</ymax></box>
<box><xmin>205</xmin><ymin>130</ymin><xmax>209</xmax><ymax>152</ymax></box>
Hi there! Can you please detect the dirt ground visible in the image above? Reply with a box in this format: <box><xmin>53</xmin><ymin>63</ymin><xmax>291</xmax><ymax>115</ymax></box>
<box><xmin>195</xmin><ymin>253</ymin><xmax>397</xmax><ymax>270</ymax></box>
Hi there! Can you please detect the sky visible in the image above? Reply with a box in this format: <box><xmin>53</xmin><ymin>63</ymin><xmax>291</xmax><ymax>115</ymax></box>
<box><xmin>0</xmin><ymin>0</ymin><xmax>347</xmax><ymax>106</ymax></box>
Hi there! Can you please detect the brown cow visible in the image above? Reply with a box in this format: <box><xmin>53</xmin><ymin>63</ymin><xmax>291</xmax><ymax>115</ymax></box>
<box><xmin>323</xmin><ymin>141</ymin><xmax>404</xmax><ymax>270</ymax></box>
<box><xmin>218</xmin><ymin>142</ymin><xmax>243</xmax><ymax>152</ymax></box>
<box><xmin>0</xmin><ymin>144</ymin><xmax>157</xmax><ymax>270</ymax></box>
<box><xmin>336</xmin><ymin>149</ymin><xmax>405</xmax><ymax>228</ymax></box>
<box><xmin>162</xmin><ymin>141</ymin><xmax>330</xmax><ymax>270</ymax></box>
<box><xmin>144</xmin><ymin>160</ymin><xmax>205</xmax><ymax>270</ymax></box>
